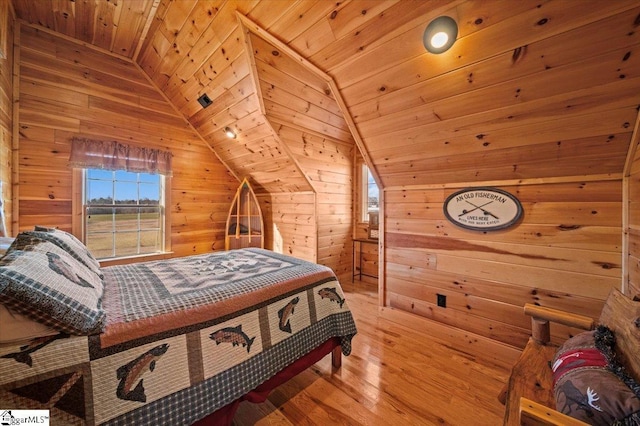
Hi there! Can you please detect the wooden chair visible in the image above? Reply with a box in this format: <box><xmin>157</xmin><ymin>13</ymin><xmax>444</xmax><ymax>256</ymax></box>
<box><xmin>501</xmin><ymin>303</ymin><xmax>595</xmax><ymax>425</ymax></box>
<box><xmin>501</xmin><ymin>288</ymin><xmax>640</xmax><ymax>425</ymax></box>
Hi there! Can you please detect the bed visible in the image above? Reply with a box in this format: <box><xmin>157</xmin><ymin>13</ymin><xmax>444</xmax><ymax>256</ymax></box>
<box><xmin>0</xmin><ymin>228</ymin><xmax>357</xmax><ymax>425</ymax></box>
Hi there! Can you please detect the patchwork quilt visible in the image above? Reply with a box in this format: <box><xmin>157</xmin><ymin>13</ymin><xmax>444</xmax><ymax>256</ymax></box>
<box><xmin>0</xmin><ymin>248</ymin><xmax>357</xmax><ymax>425</ymax></box>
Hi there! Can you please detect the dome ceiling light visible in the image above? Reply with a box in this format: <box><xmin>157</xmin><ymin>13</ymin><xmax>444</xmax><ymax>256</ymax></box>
<box><xmin>224</xmin><ymin>127</ymin><xmax>237</xmax><ymax>139</ymax></box>
<box><xmin>424</xmin><ymin>16</ymin><xmax>458</xmax><ymax>54</ymax></box>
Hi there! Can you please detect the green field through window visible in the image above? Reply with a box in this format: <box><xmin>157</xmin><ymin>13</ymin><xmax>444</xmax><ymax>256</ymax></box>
<box><xmin>85</xmin><ymin>169</ymin><xmax>163</xmax><ymax>259</ymax></box>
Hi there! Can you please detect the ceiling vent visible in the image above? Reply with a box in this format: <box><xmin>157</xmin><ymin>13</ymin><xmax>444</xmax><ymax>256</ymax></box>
<box><xmin>197</xmin><ymin>93</ymin><xmax>213</xmax><ymax>108</ymax></box>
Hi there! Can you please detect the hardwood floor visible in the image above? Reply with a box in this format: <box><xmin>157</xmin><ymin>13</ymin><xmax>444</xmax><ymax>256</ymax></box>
<box><xmin>233</xmin><ymin>280</ymin><xmax>515</xmax><ymax>425</ymax></box>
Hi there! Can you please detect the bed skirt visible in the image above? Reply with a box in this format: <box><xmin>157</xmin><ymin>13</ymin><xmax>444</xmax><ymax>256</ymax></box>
<box><xmin>193</xmin><ymin>337</ymin><xmax>340</xmax><ymax>425</ymax></box>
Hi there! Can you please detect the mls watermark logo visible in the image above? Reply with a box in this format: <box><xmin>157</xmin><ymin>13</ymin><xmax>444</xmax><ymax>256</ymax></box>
<box><xmin>0</xmin><ymin>410</ymin><xmax>49</xmax><ymax>425</ymax></box>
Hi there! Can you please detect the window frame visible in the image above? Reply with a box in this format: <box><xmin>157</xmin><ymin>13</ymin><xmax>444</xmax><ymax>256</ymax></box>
<box><xmin>360</xmin><ymin>164</ymin><xmax>379</xmax><ymax>223</ymax></box>
<box><xmin>72</xmin><ymin>168</ymin><xmax>172</xmax><ymax>264</ymax></box>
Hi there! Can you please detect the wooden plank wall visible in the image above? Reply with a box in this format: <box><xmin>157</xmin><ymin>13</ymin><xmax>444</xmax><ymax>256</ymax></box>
<box><xmin>271</xmin><ymin>124</ymin><xmax>353</xmax><ymax>282</ymax></box>
<box><xmin>353</xmin><ymin>155</ymin><xmax>378</xmax><ymax>284</ymax></box>
<box><xmin>385</xmin><ymin>180</ymin><xmax>622</xmax><ymax>348</ymax></box>
<box><xmin>137</xmin><ymin>1</ymin><xmax>315</xmax><ymax>195</ymax></box>
<box><xmin>628</xmin><ymin>128</ymin><xmax>640</xmax><ymax>297</ymax></box>
<box><xmin>16</xmin><ymin>24</ymin><xmax>238</xmax><ymax>257</ymax></box>
<box><xmin>0</xmin><ymin>0</ymin><xmax>13</xmax><ymax>235</ymax></box>
<box><xmin>245</xmin><ymin>26</ymin><xmax>355</xmax><ymax>281</ymax></box>
<box><xmin>11</xmin><ymin>0</ymin><xmax>157</xmax><ymax>59</ymax></box>
<box><xmin>353</xmin><ymin>237</ymin><xmax>378</xmax><ymax>285</ymax></box>
<box><xmin>257</xmin><ymin>192</ymin><xmax>316</xmax><ymax>263</ymax></box>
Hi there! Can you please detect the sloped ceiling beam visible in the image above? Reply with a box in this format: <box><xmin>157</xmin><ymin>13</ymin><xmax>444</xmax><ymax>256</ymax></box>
<box><xmin>236</xmin><ymin>13</ymin><xmax>314</xmax><ymax>193</ymax></box>
<box><xmin>132</xmin><ymin>0</ymin><xmax>161</xmax><ymax>62</ymax></box>
<box><xmin>234</xmin><ymin>12</ymin><xmax>381</xmax><ymax>188</ymax></box>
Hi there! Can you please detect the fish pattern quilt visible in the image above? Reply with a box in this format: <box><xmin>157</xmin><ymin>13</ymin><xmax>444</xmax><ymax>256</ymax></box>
<box><xmin>0</xmin><ymin>248</ymin><xmax>357</xmax><ymax>425</ymax></box>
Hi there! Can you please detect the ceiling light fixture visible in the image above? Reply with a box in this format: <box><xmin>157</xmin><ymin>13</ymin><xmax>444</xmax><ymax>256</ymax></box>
<box><xmin>423</xmin><ymin>16</ymin><xmax>458</xmax><ymax>54</ymax></box>
<box><xmin>224</xmin><ymin>127</ymin><xmax>237</xmax><ymax>139</ymax></box>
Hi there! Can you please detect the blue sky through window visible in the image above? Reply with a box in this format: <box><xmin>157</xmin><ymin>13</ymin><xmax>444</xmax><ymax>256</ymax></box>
<box><xmin>367</xmin><ymin>169</ymin><xmax>378</xmax><ymax>197</ymax></box>
<box><xmin>87</xmin><ymin>169</ymin><xmax>160</xmax><ymax>202</ymax></box>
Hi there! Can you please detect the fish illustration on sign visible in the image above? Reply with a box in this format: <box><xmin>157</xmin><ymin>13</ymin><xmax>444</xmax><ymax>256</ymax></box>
<box><xmin>116</xmin><ymin>343</ymin><xmax>169</xmax><ymax>403</ymax></box>
<box><xmin>0</xmin><ymin>334</ymin><xmax>68</xmax><ymax>367</ymax></box>
<box><xmin>277</xmin><ymin>296</ymin><xmax>300</xmax><ymax>333</ymax></box>
<box><xmin>318</xmin><ymin>287</ymin><xmax>345</xmax><ymax>308</ymax></box>
<box><xmin>210</xmin><ymin>325</ymin><xmax>255</xmax><ymax>353</ymax></box>
<box><xmin>47</xmin><ymin>252</ymin><xmax>94</xmax><ymax>288</ymax></box>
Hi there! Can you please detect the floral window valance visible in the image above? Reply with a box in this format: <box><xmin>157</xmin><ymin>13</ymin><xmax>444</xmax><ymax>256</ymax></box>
<box><xmin>69</xmin><ymin>137</ymin><xmax>172</xmax><ymax>176</ymax></box>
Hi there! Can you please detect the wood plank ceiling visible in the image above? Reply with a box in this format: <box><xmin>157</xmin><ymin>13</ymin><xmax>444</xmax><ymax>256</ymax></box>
<box><xmin>11</xmin><ymin>0</ymin><xmax>640</xmax><ymax>193</ymax></box>
<box><xmin>12</xmin><ymin>0</ymin><xmax>158</xmax><ymax>59</ymax></box>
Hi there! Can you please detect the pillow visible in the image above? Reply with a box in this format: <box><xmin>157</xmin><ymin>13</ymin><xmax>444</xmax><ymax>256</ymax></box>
<box><xmin>0</xmin><ymin>238</ymin><xmax>105</xmax><ymax>335</ymax></box>
<box><xmin>0</xmin><ymin>237</ymin><xmax>14</xmax><ymax>256</ymax></box>
<box><xmin>0</xmin><ymin>303</ymin><xmax>59</xmax><ymax>343</ymax></box>
<box><xmin>16</xmin><ymin>226</ymin><xmax>103</xmax><ymax>278</ymax></box>
<box><xmin>552</xmin><ymin>326</ymin><xmax>640</xmax><ymax>425</ymax></box>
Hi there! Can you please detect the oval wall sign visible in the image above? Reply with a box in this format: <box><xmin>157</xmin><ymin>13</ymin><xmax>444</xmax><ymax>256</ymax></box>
<box><xmin>443</xmin><ymin>187</ymin><xmax>522</xmax><ymax>231</ymax></box>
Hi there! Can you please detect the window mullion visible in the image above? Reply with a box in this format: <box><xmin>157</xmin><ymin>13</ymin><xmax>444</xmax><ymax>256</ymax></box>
<box><xmin>137</xmin><ymin>174</ymin><xmax>141</xmax><ymax>254</ymax></box>
<box><xmin>109</xmin><ymin>171</ymin><xmax>114</xmax><ymax>258</ymax></box>
<box><xmin>84</xmin><ymin>168</ymin><xmax>163</xmax><ymax>260</ymax></box>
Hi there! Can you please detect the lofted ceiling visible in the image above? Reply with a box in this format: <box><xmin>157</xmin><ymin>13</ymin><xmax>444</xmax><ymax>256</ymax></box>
<box><xmin>12</xmin><ymin>0</ymin><xmax>157</xmax><ymax>58</ymax></box>
<box><xmin>11</xmin><ymin>0</ymin><xmax>640</xmax><ymax>193</ymax></box>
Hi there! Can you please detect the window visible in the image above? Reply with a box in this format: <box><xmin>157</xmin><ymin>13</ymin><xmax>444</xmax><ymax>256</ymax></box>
<box><xmin>361</xmin><ymin>165</ymin><xmax>379</xmax><ymax>222</ymax></box>
<box><xmin>83</xmin><ymin>169</ymin><xmax>165</xmax><ymax>259</ymax></box>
